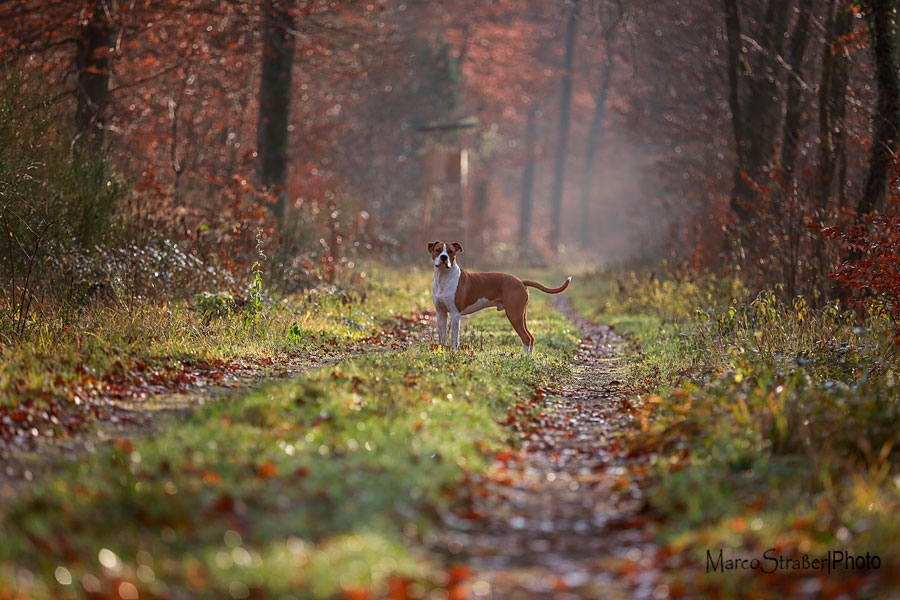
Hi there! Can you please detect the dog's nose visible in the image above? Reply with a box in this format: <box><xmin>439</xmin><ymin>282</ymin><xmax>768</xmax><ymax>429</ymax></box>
<box><xmin>440</xmin><ymin>255</ymin><xmax>448</xmax><ymax>262</ymax></box>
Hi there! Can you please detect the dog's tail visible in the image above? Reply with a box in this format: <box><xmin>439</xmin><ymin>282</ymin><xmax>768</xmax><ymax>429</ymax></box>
<box><xmin>523</xmin><ymin>276</ymin><xmax>572</xmax><ymax>294</ymax></box>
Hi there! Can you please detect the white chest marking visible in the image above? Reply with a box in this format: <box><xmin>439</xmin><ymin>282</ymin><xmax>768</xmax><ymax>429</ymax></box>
<box><xmin>432</xmin><ymin>263</ymin><xmax>461</xmax><ymax>313</ymax></box>
<box><xmin>460</xmin><ymin>297</ymin><xmax>503</xmax><ymax>316</ymax></box>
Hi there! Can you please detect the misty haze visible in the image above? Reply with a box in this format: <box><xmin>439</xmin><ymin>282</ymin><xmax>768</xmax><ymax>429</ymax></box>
<box><xmin>1</xmin><ymin>1</ymin><xmax>899</xmax><ymax>598</ymax></box>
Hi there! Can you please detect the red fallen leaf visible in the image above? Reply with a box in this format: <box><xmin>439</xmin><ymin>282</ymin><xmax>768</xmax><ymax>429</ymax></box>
<box><xmin>552</xmin><ymin>575</ymin><xmax>569</xmax><ymax>591</ymax></box>
<box><xmin>746</xmin><ymin>494</ymin><xmax>767</xmax><ymax>512</ymax></box>
<box><xmin>448</xmin><ymin>584</ymin><xmax>467</xmax><ymax>600</ymax></box>
<box><xmin>113</xmin><ymin>438</ymin><xmax>135</xmax><ymax>452</ymax></box>
<box><xmin>214</xmin><ymin>494</ymin><xmax>234</xmax><ymax>512</ymax></box>
<box><xmin>616</xmin><ymin>560</ymin><xmax>641</xmax><ymax>575</ymax></box>
<box><xmin>185</xmin><ymin>561</ymin><xmax>209</xmax><ymax>589</ymax></box>
<box><xmin>201</xmin><ymin>471</ymin><xmax>221</xmax><ymax>484</ymax></box>
<box><xmin>209</xmin><ymin>372</ymin><xmax>225</xmax><ymax>380</ymax></box>
<box><xmin>256</xmin><ymin>462</ymin><xmax>279</xmax><ymax>478</ymax></box>
<box><xmin>341</xmin><ymin>587</ymin><xmax>375</xmax><ymax>600</ymax></box>
<box><xmin>448</xmin><ymin>564</ymin><xmax>472</xmax><ymax>584</ymax></box>
<box><xmin>387</xmin><ymin>576</ymin><xmax>411</xmax><ymax>600</ymax></box>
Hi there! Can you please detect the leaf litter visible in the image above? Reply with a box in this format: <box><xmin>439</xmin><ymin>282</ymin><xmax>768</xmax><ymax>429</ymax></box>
<box><xmin>442</xmin><ymin>298</ymin><xmax>665</xmax><ymax>599</ymax></box>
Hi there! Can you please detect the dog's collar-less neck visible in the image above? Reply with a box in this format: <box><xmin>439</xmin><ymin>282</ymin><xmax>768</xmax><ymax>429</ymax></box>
<box><xmin>434</xmin><ymin>262</ymin><xmax>461</xmax><ymax>279</ymax></box>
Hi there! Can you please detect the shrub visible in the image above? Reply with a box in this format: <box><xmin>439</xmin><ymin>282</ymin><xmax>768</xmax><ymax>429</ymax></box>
<box><xmin>822</xmin><ymin>213</ymin><xmax>900</xmax><ymax>331</ymax></box>
<box><xmin>0</xmin><ymin>71</ymin><xmax>123</xmax><ymax>333</ymax></box>
<box><xmin>193</xmin><ymin>291</ymin><xmax>237</xmax><ymax>320</ymax></box>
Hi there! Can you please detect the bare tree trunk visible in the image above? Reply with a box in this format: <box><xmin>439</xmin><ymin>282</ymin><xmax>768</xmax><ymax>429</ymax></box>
<box><xmin>548</xmin><ymin>0</ymin><xmax>578</xmax><ymax>253</ymax></box>
<box><xmin>472</xmin><ymin>173</ymin><xmax>489</xmax><ymax>257</ymax></box>
<box><xmin>817</xmin><ymin>0</ymin><xmax>853</xmax><ymax>207</ymax></box>
<box><xmin>255</xmin><ymin>0</ymin><xmax>297</xmax><ymax>222</ymax></box>
<box><xmin>519</xmin><ymin>106</ymin><xmax>538</xmax><ymax>250</ymax></box>
<box><xmin>858</xmin><ymin>0</ymin><xmax>900</xmax><ymax>218</ymax></box>
<box><xmin>836</xmin><ymin>126</ymin><xmax>849</xmax><ymax>207</ymax></box>
<box><xmin>578</xmin><ymin>7</ymin><xmax>619</xmax><ymax>248</ymax></box>
<box><xmin>813</xmin><ymin>0</ymin><xmax>854</xmax><ymax>295</ymax></box>
<box><xmin>723</xmin><ymin>0</ymin><xmax>793</xmax><ymax>223</ymax></box>
<box><xmin>779</xmin><ymin>0</ymin><xmax>815</xmax><ymax>177</ymax></box>
<box><xmin>722</xmin><ymin>0</ymin><xmax>747</xmax><ymax>221</ymax></box>
<box><xmin>75</xmin><ymin>0</ymin><xmax>115</xmax><ymax>150</ymax></box>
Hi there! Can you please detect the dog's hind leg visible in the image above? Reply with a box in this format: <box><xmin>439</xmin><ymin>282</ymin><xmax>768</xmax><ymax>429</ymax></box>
<box><xmin>505</xmin><ymin>303</ymin><xmax>534</xmax><ymax>353</ymax></box>
<box><xmin>522</xmin><ymin>308</ymin><xmax>535</xmax><ymax>353</ymax></box>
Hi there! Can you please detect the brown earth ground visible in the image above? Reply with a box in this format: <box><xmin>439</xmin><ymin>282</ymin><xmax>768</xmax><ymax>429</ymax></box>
<box><xmin>447</xmin><ymin>298</ymin><xmax>662</xmax><ymax>599</ymax></box>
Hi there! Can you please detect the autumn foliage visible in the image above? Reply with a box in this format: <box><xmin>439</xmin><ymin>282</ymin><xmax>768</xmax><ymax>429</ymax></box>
<box><xmin>2</xmin><ymin>0</ymin><xmax>900</xmax><ymax>317</ymax></box>
<box><xmin>822</xmin><ymin>210</ymin><xmax>900</xmax><ymax>327</ymax></box>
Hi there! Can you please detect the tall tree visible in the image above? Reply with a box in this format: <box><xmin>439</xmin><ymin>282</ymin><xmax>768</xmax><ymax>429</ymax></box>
<box><xmin>722</xmin><ymin>0</ymin><xmax>746</xmax><ymax>219</ymax></box>
<box><xmin>519</xmin><ymin>105</ymin><xmax>539</xmax><ymax>250</ymax></box>
<box><xmin>722</xmin><ymin>0</ymin><xmax>793</xmax><ymax>223</ymax></box>
<box><xmin>548</xmin><ymin>0</ymin><xmax>578</xmax><ymax>252</ymax></box>
<box><xmin>255</xmin><ymin>0</ymin><xmax>297</xmax><ymax>221</ymax></box>
<box><xmin>816</xmin><ymin>0</ymin><xmax>853</xmax><ymax>207</ymax></box>
<box><xmin>75</xmin><ymin>0</ymin><xmax>116</xmax><ymax>150</ymax></box>
<box><xmin>857</xmin><ymin>0</ymin><xmax>900</xmax><ymax>218</ymax></box>
<box><xmin>779</xmin><ymin>0</ymin><xmax>815</xmax><ymax>178</ymax></box>
<box><xmin>578</xmin><ymin>2</ymin><xmax>620</xmax><ymax>248</ymax></box>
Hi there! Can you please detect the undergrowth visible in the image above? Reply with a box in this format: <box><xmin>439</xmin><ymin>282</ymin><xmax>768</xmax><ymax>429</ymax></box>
<box><xmin>0</xmin><ymin>268</ymin><xmax>431</xmax><ymax>407</ymax></box>
<box><xmin>573</xmin><ymin>268</ymin><xmax>900</xmax><ymax>598</ymax></box>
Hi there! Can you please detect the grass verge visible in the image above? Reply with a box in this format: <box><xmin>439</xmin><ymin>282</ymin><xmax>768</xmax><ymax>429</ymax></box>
<box><xmin>1</xmin><ymin>268</ymin><xmax>433</xmax><ymax>404</ymax></box>
<box><xmin>572</xmin><ymin>269</ymin><xmax>900</xmax><ymax>599</ymax></box>
<box><xmin>0</xmin><ymin>289</ymin><xmax>578</xmax><ymax>599</ymax></box>
<box><xmin>0</xmin><ymin>268</ymin><xmax>440</xmax><ymax>447</ymax></box>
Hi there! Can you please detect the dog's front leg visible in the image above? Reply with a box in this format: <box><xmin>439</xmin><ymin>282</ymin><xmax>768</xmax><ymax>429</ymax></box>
<box><xmin>450</xmin><ymin>313</ymin><xmax>461</xmax><ymax>350</ymax></box>
<box><xmin>436</xmin><ymin>310</ymin><xmax>449</xmax><ymax>348</ymax></box>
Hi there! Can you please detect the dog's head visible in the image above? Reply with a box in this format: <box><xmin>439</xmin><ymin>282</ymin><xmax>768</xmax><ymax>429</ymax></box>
<box><xmin>428</xmin><ymin>240</ymin><xmax>463</xmax><ymax>270</ymax></box>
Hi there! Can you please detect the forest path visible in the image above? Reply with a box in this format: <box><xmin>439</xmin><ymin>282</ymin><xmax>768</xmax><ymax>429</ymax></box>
<box><xmin>0</xmin><ymin>311</ymin><xmax>433</xmax><ymax>493</ymax></box>
<box><xmin>453</xmin><ymin>297</ymin><xmax>662</xmax><ymax>599</ymax></box>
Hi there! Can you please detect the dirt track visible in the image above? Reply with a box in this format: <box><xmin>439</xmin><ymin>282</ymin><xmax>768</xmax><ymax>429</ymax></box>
<box><xmin>0</xmin><ymin>311</ymin><xmax>433</xmax><ymax>493</ymax></box>
<box><xmin>453</xmin><ymin>298</ymin><xmax>661</xmax><ymax>599</ymax></box>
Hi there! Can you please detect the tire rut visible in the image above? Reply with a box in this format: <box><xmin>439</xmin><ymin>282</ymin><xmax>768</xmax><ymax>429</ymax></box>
<box><xmin>450</xmin><ymin>297</ymin><xmax>660</xmax><ymax>599</ymax></box>
<box><xmin>0</xmin><ymin>311</ymin><xmax>434</xmax><ymax>493</ymax></box>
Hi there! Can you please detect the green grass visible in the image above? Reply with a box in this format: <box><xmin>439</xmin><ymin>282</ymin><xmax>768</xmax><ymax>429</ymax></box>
<box><xmin>0</xmin><ymin>267</ymin><xmax>434</xmax><ymax>406</ymax></box>
<box><xmin>0</xmin><ymin>283</ymin><xmax>578</xmax><ymax>599</ymax></box>
<box><xmin>571</xmin><ymin>269</ymin><xmax>900</xmax><ymax>598</ymax></box>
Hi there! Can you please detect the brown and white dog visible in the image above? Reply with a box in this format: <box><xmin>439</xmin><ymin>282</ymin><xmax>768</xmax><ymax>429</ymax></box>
<box><xmin>428</xmin><ymin>240</ymin><xmax>571</xmax><ymax>353</ymax></box>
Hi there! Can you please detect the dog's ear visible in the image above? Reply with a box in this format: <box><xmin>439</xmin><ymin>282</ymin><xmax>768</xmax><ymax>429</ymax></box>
<box><xmin>427</xmin><ymin>241</ymin><xmax>440</xmax><ymax>253</ymax></box>
<box><xmin>451</xmin><ymin>242</ymin><xmax>463</xmax><ymax>253</ymax></box>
